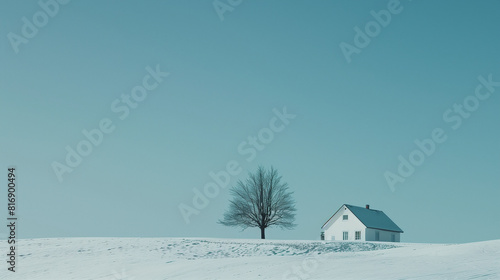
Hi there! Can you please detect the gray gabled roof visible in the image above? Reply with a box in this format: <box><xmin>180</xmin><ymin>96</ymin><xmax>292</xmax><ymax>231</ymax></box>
<box><xmin>345</xmin><ymin>204</ymin><xmax>403</xmax><ymax>233</ymax></box>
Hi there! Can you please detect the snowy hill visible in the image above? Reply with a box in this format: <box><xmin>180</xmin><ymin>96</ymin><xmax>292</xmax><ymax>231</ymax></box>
<box><xmin>2</xmin><ymin>238</ymin><xmax>499</xmax><ymax>279</ymax></box>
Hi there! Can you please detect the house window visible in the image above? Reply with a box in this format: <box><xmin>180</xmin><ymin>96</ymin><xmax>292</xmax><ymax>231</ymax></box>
<box><xmin>321</xmin><ymin>232</ymin><xmax>325</xmax><ymax>241</ymax></box>
<box><xmin>343</xmin><ymin>215</ymin><xmax>348</xmax><ymax>221</ymax></box>
<box><xmin>343</xmin><ymin>231</ymin><xmax>348</xmax><ymax>240</ymax></box>
<box><xmin>355</xmin><ymin>231</ymin><xmax>361</xmax><ymax>240</ymax></box>
<box><xmin>375</xmin><ymin>231</ymin><xmax>380</xmax><ymax>241</ymax></box>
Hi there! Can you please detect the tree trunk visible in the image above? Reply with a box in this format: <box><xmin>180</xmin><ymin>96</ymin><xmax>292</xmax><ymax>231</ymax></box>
<box><xmin>260</xmin><ymin>227</ymin><xmax>265</xmax><ymax>239</ymax></box>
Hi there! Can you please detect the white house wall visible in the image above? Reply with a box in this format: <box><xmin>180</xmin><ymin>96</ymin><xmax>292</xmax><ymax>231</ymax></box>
<box><xmin>365</xmin><ymin>228</ymin><xmax>401</xmax><ymax>242</ymax></box>
<box><xmin>323</xmin><ymin>206</ymin><xmax>366</xmax><ymax>241</ymax></box>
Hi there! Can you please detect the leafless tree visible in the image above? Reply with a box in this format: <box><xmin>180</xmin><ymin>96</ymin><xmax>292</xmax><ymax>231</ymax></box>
<box><xmin>219</xmin><ymin>166</ymin><xmax>296</xmax><ymax>239</ymax></box>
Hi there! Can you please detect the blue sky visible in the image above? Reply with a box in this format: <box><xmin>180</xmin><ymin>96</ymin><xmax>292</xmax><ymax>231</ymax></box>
<box><xmin>1</xmin><ymin>0</ymin><xmax>499</xmax><ymax>243</ymax></box>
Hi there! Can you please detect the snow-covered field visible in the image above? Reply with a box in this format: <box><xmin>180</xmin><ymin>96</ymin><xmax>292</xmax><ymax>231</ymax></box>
<box><xmin>2</xmin><ymin>238</ymin><xmax>499</xmax><ymax>280</ymax></box>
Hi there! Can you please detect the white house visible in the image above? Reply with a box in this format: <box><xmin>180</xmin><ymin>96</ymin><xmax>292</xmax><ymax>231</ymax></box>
<box><xmin>321</xmin><ymin>204</ymin><xmax>403</xmax><ymax>242</ymax></box>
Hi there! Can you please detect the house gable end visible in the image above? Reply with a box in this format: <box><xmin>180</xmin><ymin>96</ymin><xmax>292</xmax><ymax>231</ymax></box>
<box><xmin>321</xmin><ymin>204</ymin><xmax>364</xmax><ymax>230</ymax></box>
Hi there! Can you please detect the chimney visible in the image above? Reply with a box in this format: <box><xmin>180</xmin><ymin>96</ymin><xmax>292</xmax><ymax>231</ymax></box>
<box><xmin>366</xmin><ymin>204</ymin><xmax>370</xmax><ymax>209</ymax></box>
